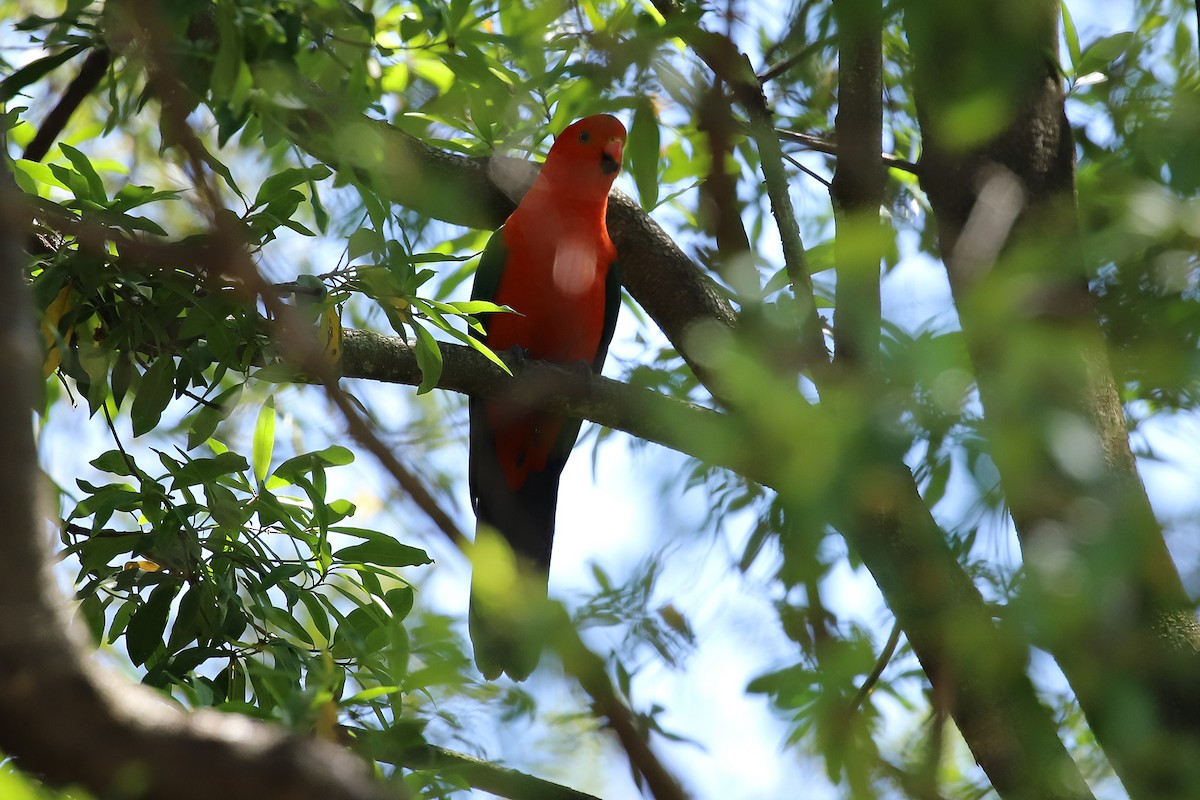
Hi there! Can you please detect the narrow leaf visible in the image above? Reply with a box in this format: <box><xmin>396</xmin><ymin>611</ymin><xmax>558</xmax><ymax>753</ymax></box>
<box><xmin>252</xmin><ymin>397</ymin><xmax>276</xmax><ymax>484</ymax></box>
<box><xmin>58</xmin><ymin>142</ymin><xmax>106</xmax><ymax>202</ymax></box>
<box><xmin>412</xmin><ymin>323</ymin><xmax>443</xmax><ymax>394</ymax></box>
<box><xmin>628</xmin><ymin>99</ymin><xmax>661</xmax><ymax>208</ymax></box>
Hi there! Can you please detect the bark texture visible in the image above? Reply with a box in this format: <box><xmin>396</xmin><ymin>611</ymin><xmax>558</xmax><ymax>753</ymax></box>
<box><xmin>905</xmin><ymin>1</ymin><xmax>1200</xmax><ymax>796</ymax></box>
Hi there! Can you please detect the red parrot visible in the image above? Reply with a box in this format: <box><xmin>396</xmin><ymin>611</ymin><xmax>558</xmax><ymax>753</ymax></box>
<box><xmin>468</xmin><ymin>114</ymin><xmax>627</xmax><ymax>680</ymax></box>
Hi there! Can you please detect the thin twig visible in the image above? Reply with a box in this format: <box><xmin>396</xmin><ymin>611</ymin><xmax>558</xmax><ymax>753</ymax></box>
<box><xmin>782</xmin><ymin>151</ymin><xmax>831</xmax><ymax>188</ymax></box>
<box><xmin>652</xmin><ymin>0</ymin><xmax>827</xmax><ymax>363</ymax></box>
<box><xmin>776</xmin><ymin>128</ymin><xmax>920</xmax><ymax>175</ymax></box>
<box><xmin>850</xmin><ymin>619</ymin><xmax>901</xmax><ymax>711</ymax></box>
<box><xmin>555</xmin><ymin>613</ymin><xmax>691</xmax><ymax>800</ymax></box>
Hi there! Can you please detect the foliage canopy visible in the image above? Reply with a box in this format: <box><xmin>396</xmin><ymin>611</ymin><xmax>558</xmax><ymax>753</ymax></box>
<box><xmin>4</xmin><ymin>0</ymin><xmax>1200</xmax><ymax>799</ymax></box>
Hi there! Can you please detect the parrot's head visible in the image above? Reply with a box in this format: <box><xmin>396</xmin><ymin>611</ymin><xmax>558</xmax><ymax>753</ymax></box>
<box><xmin>542</xmin><ymin>114</ymin><xmax>627</xmax><ymax>195</ymax></box>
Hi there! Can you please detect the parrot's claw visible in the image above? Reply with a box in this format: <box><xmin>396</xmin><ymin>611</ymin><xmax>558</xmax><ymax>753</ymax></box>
<box><xmin>501</xmin><ymin>345</ymin><xmax>530</xmax><ymax>372</ymax></box>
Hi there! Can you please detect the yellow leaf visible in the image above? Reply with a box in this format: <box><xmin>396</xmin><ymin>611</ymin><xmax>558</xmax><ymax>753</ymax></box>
<box><xmin>320</xmin><ymin>305</ymin><xmax>343</xmax><ymax>366</ymax></box>
<box><xmin>41</xmin><ymin>285</ymin><xmax>73</xmax><ymax>377</ymax></box>
<box><xmin>124</xmin><ymin>560</ymin><xmax>162</xmax><ymax>572</ymax></box>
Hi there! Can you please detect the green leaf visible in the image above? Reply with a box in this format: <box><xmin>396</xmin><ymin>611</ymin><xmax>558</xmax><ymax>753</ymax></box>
<box><xmin>0</xmin><ymin>44</ymin><xmax>87</xmax><ymax>103</ymax></box>
<box><xmin>385</xmin><ymin>586</ymin><xmax>414</xmax><ymax>620</ymax></box>
<box><xmin>447</xmin><ymin>299</ymin><xmax>510</xmax><ymax>315</ymax></box>
<box><xmin>187</xmin><ymin>383</ymin><xmax>244</xmax><ymax>450</ymax></box>
<box><xmin>170</xmin><ymin>452</ymin><xmax>250</xmax><ymax>487</ymax></box>
<box><xmin>446</xmin><ymin>323</ymin><xmax>511</xmax><ymax>374</ymax></box>
<box><xmin>131</xmin><ymin>357</ymin><xmax>177</xmax><ymax>437</ymax></box>
<box><xmin>253</xmin><ymin>165</ymin><xmax>332</xmax><ymax>210</ymax></box>
<box><xmin>1060</xmin><ymin>3</ymin><xmax>1081</xmax><ymax>73</ymax></box>
<box><xmin>78</xmin><ymin>592</ymin><xmax>108</xmax><ymax>645</ymax></box>
<box><xmin>202</xmin><ymin>147</ymin><xmax>243</xmax><ymax>198</ymax></box>
<box><xmin>1076</xmin><ymin>31</ymin><xmax>1135</xmax><ymax>78</ymax></box>
<box><xmin>343</xmin><ymin>685</ymin><xmax>401</xmax><ymax>704</ymax></box>
<box><xmin>126</xmin><ymin>582</ymin><xmax>178</xmax><ymax>666</ymax></box>
<box><xmin>58</xmin><ymin>143</ymin><xmax>107</xmax><ymax>202</ymax></box>
<box><xmin>167</xmin><ymin>583</ymin><xmax>202</xmax><ymax>651</ymax></box>
<box><xmin>252</xmin><ymin>397</ymin><xmax>276</xmax><ymax>484</ymax></box>
<box><xmin>14</xmin><ymin>158</ymin><xmax>69</xmax><ymax>192</ymax></box>
<box><xmin>91</xmin><ymin>449</ymin><xmax>137</xmax><ymax>477</ymax></box>
<box><xmin>309</xmin><ymin>177</ymin><xmax>329</xmax><ymax>233</ymax></box>
<box><xmin>110</xmin><ymin>183</ymin><xmax>182</xmax><ymax>212</ymax></box>
<box><xmin>628</xmin><ymin>99</ymin><xmax>661</xmax><ymax>208</ymax></box>
<box><xmin>334</xmin><ymin>539</ymin><xmax>432</xmax><ymax>568</ymax></box>
<box><xmin>265</xmin><ymin>606</ymin><xmax>315</xmax><ymax>646</ymax></box>
<box><xmin>252</xmin><ymin>363</ymin><xmax>305</xmax><ymax>383</ymax></box>
<box><xmin>272</xmin><ymin>445</ymin><xmax>354</xmax><ymax>484</ymax></box>
<box><xmin>349</xmin><ymin>227</ymin><xmax>384</xmax><ymax>260</ymax></box>
<box><xmin>300</xmin><ymin>591</ymin><xmax>332</xmax><ymax>642</ymax></box>
<box><xmin>48</xmin><ymin>162</ymin><xmax>90</xmax><ymax>199</ymax></box>
<box><xmin>412</xmin><ymin>323</ymin><xmax>443</xmax><ymax>394</ymax></box>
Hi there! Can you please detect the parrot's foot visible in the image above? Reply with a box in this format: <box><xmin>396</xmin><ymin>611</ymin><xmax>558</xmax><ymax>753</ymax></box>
<box><xmin>501</xmin><ymin>345</ymin><xmax>530</xmax><ymax>372</ymax></box>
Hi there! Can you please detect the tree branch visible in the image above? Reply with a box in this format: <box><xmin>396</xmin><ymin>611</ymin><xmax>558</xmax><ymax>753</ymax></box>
<box><xmin>340</xmin><ymin>329</ymin><xmax>735</xmax><ymax>476</ymax></box>
<box><xmin>341</xmin><ymin>329</ymin><xmax>1096</xmax><ymax>799</ymax></box>
<box><xmin>0</xmin><ymin>153</ymin><xmax>394</xmax><ymax>800</ymax></box>
<box><xmin>775</xmin><ymin>128</ymin><xmax>920</xmax><ymax>176</ymax></box>
<box><xmin>555</xmin><ymin>613</ymin><xmax>691</xmax><ymax>800</ymax></box>
<box><xmin>280</xmin><ymin>106</ymin><xmax>737</xmax><ymax>395</ymax></box>
<box><xmin>23</xmin><ymin>48</ymin><xmax>112</xmax><ymax>163</ymax></box>
<box><xmin>648</xmin><ymin>3</ymin><xmax>826</xmax><ymax>362</ymax></box>
<box><xmin>830</xmin><ymin>0</ymin><xmax>884</xmax><ymax>367</ymax></box>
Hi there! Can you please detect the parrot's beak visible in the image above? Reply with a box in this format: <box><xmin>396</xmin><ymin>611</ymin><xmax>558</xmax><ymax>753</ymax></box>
<box><xmin>601</xmin><ymin>139</ymin><xmax>624</xmax><ymax>175</ymax></box>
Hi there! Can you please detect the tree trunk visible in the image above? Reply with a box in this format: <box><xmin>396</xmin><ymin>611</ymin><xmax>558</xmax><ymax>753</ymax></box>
<box><xmin>905</xmin><ymin>1</ymin><xmax>1200</xmax><ymax>796</ymax></box>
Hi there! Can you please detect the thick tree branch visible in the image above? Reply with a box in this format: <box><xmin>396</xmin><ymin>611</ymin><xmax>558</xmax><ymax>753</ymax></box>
<box><xmin>830</xmin><ymin>0</ymin><xmax>884</xmax><ymax>366</ymax></box>
<box><xmin>281</xmin><ymin>107</ymin><xmax>736</xmax><ymax>395</ymax></box>
<box><xmin>342</xmin><ymin>328</ymin><xmax>1095</xmax><ymax>799</ymax></box>
<box><xmin>905</xmin><ymin>1</ymin><xmax>1200</xmax><ymax>795</ymax></box>
<box><xmin>340</xmin><ymin>329</ymin><xmax>735</xmax><ymax>475</ymax></box>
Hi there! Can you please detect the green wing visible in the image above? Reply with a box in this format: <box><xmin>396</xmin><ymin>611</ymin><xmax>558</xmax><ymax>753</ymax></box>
<box><xmin>595</xmin><ymin>256</ymin><xmax>621</xmax><ymax>371</ymax></box>
<box><xmin>469</xmin><ymin>225</ymin><xmax>509</xmax><ymax>313</ymax></box>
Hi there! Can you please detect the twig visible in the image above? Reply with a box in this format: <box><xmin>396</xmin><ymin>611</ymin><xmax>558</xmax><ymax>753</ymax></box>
<box><xmin>652</xmin><ymin>0</ymin><xmax>827</xmax><ymax>363</ymax></box>
<box><xmin>782</xmin><ymin>151</ymin><xmax>831</xmax><ymax>188</ymax></box>
<box><xmin>324</xmin><ymin>389</ymin><xmax>470</xmax><ymax>552</ymax></box>
<box><xmin>554</xmin><ymin>612</ymin><xmax>690</xmax><ymax>800</ymax></box>
<box><xmin>850</xmin><ymin>619</ymin><xmax>901</xmax><ymax>711</ymax></box>
<box><xmin>775</xmin><ymin>128</ymin><xmax>920</xmax><ymax>175</ymax></box>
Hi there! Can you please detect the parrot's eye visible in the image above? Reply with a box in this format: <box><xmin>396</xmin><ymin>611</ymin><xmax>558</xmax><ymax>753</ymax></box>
<box><xmin>578</xmin><ymin>130</ymin><xmax>591</xmax><ymax>143</ymax></box>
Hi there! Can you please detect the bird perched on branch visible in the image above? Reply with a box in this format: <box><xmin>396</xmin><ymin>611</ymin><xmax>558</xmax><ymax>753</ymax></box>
<box><xmin>468</xmin><ymin>114</ymin><xmax>626</xmax><ymax>680</ymax></box>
